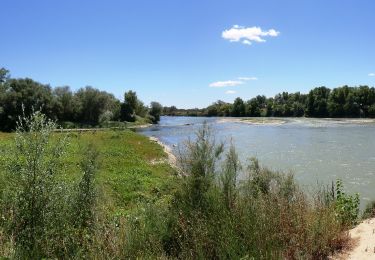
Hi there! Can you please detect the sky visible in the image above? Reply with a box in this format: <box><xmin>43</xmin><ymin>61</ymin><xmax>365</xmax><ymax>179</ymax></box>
<box><xmin>1</xmin><ymin>0</ymin><xmax>375</xmax><ymax>108</ymax></box>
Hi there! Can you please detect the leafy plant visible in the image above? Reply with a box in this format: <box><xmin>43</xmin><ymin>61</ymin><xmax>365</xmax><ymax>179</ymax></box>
<box><xmin>4</xmin><ymin>111</ymin><xmax>69</xmax><ymax>258</ymax></box>
<box><xmin>335</xmin><ymin>179</ymin><xmax>360</xmax><ymax>226</ymax></box>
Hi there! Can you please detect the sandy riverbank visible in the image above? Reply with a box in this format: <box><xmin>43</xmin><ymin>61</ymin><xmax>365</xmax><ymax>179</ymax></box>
<box><xmin>332</xmin><ymin>218</ymin><xmax>375</xmax><ymax>259</ymax></box>
<box><xmin>148</xmin><ymin>136</ymin><xmax>177</xmax><ymax>166</ymax></box>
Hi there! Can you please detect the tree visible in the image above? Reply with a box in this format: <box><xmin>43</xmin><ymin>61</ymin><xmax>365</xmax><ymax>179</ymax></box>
<box><xmin>0</xmin><ymin>78</ymin><xmax>54</xmax><ymax>131</ymax></box>
<box><xmin>75</xmin><ymin>86</ymin><xmax>119</xmax><ymax>125</ymax></box>
<box><xmin>231</xmin><ymin>97</ymin><xmax>245</xmax><ymax>117</ymax></box>
<box><xmin>246</xmin><ymin>98</ymin><xmax>261</xmax><ymax>117</ymax></box>
<box><xmin>121</xmin><ymin>90</ymin><xmax>139</xmax><ymax>122</ymax></box>
<box><xmin>0</xmin><ymin>67</ymin><xmax>9</xmax><ymax>84</ymax></box>
<box><xmin>149</xmin><ymin>101</ymin><xmax>163</xmax><ymax>123</ymax></box>
<box><xmin>135</xmin><ymin>100</ymin><xmax>148</xmax><ymax>118</ymax></box>
<box><xmin>306</xmin><ymin>87</ymin><xmax>330</xmax><ymax>117</ymax></box>
<box><xmin>52</xmin><ymin>86</ymin><xmax>79</xmax><ymax>122</ymax></box>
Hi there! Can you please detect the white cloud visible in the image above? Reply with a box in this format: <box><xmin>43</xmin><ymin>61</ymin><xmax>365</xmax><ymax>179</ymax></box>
<box><xmin>225</xmin><ymin>90</ymin><xmax>237</xmax><ymax>94</ymax></box>
<box><xmin>369</xmin><ymin>73</ymin><xmax>375</xmax><ymax>77</ymax></box>
<box><xmin>242</xmin><ymin>40</ymin><xmax>252</xmax><ymax>45</ymax></box>
<box><xmin>238</xmin><ymin>77</ymin><xmax>258</xmax><ymax>81</ymax></box>
<box><xmin>222</xmin><ymin>25</ymin><xmax>280</xmax><ymax>45</ymax></box>
<box><xmin>209</xmin><ymin>80</ymin><xmax>244</xmax><ymax>88</ymax></box>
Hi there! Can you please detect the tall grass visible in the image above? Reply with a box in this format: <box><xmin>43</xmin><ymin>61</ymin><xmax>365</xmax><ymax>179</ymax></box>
<box><xmin>125</xmin><ymin>123</ymin><xmax>357</xmax><ymax>259</ymax></box>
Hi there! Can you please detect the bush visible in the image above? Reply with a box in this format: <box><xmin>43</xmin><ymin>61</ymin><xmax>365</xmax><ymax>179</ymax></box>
<box><xmin>0</xmin><ymin>112</ymin><xmax>100</xmax><ymax>258</ymax></box>
<box><xmin>2</xmin><ymin>112</ymin><xmax>70</xmax><ymax>258</ymax></box>
<box><xmin>335</xmin><ymin>179</ymin><xmax>360</xmax><ymax>226</ymax></box>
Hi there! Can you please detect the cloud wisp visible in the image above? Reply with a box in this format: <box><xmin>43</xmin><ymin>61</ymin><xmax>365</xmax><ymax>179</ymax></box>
<box><xmin>209</xmin><ymin>80</ymin><xmax>244</xmax><ymax>88</ymax></box>
<box><xmin>222</xmin><ymin>25</ymin><xmax>280</xmax><ymax>45</ymax></box>
<box><xmin>369</xmin><ymin>73</ymin><xmax>375</xmax><ymax>77</ymax></box>
<box><xmin>238</xmin><ymin>76</ymin><xmax>258</xmax><ymax>81</ymax></box>
<box><xmin>209</xmin><ymin>76</ymin><xmax>257</xmax><ymax>88</ymax></box>
<box><xmin>225</xmin><ymin>90</ymin><xmax>237</xmax><ymax>94</ymax></box>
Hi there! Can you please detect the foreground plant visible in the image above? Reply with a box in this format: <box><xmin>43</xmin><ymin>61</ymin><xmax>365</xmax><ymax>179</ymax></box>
<box><xmin>0</xmin><ymin>112</ymin><xmax>99</xmax><ymax>258</ymax></box>
<box><xmin>4</xmin><ymin>112</ymin><xmax>68</xmax><ymax>258</ymax></box>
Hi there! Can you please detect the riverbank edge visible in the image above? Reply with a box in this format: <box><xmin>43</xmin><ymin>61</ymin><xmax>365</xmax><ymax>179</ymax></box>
<box><xmin>148</xmin><ymin>136</ymin><xmax>177</xmax><ymax>167</ymax></box>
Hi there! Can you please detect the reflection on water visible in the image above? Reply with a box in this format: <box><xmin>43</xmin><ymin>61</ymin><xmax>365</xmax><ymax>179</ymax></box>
<box><xmin>139</xmin><ymin>116</ymin><xmax>375</xmax><ymax>206</ymax></box>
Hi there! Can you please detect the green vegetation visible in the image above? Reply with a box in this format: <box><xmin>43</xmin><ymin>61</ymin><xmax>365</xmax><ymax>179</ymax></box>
<box><xmin>0</xmin><ymin>112</ymin><xmax>176</xmax><ymax>258</ymax></box>
<box><xmin>163</xmin><ymin>85</ymin><xmax>375</xmax><ymax>118</ymax></box>
<box><xmin>0</xmin><ymin>68</ymin><xmax>162</xmax><ymax>131</ymax></box>
<box><xmin>0</xmin><ymin>114</ymin><xmax>362</xmax><ymax>258</ymax></box>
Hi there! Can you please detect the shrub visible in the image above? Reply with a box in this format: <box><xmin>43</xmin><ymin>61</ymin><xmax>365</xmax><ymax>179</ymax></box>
<box><xmin>335</xmin><ymin>179</ymin><xmax>360</xmax><ymax>226</ymax></box>
<box><xmin>3</xmin><ymin>111</ymin><xmax>69</xmax><ymax>258</ymax></box>
<box><xmin>0</xmin><ymin>112</ymin><xmax>100</xmax><ymax>258</ymax></box>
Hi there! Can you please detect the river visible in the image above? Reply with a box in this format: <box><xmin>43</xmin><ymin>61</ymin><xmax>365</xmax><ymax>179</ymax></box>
<box><xmin>139</xmin><ymin>116</ymin><xmax>375</xmax><ymax>206</ymax></box>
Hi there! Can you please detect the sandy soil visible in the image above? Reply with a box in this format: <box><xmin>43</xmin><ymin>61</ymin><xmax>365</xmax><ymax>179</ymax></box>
<box><xmin>148</xmin><ymin>136</ymin><xmax>177</xmax><ymax>167</ymax></box>
<box><xmin>332</xmin><ymin>218</ymin><xmax>375</xmax><ymax>259</ymax></box>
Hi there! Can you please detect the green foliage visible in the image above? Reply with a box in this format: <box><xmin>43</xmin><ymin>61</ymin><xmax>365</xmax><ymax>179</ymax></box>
<box><xmin>335</xmin><ymin>179</ymin><xmax>360</xmax><ymax>226</ymax></box>
<box><xmin>164</xmin><ymin>85</ymin><xmax>375</xmax><ymax>118</ymax></box>
<box><xmin>0</xmin><ymin>68</ymin><xmax>9</xmax><ymax>84</ymax></box>
<box><xmin>0</xmin><ymin>78</ymin><xmax>55</xmax><ymax>131</ymax></box>
<box><xmin>231</xmin><ymin>97</ymin><xmax>246</xmax><ymax>116</ymax></box>
<box><xmin>73</xmin><ymin>144</ymin><xmax>99</xmax><ymax>230</ymax></box>
<box><xmin>121</xmin><ymin>90</ymin><xmax>138</xmax><ymax>122</ymax></box>
<box><xmin>0</xmin><ymin>112</ymin><xmax>104</xmax><ymax>258</ymax></box>
<box><xmin>0</xmin><ymin>68</ymin><xmax>160</xmax><ymax>131</ymax></box>
<box><xmin>3</xmin><ymin>111</ymin><xmax>68</xmax><ymax>258</ymax></box>
<box><xmin>177</xmin><ymin>123</ymin><xmax>223</xmax><ymax>208</ymax></box>
<box><xmin>75</xmin><ymin>86</ymin><xmax>120</xmax><ymax>125</ymax></box>
<box><xmin>220</xmin><ymin>141</ymin><xmax>240</xmax><ymax>210</ymax></box>
<box><xmin>149</xmin><ymin>101</ymin><xmax>162</xmax><ymax>123</ymax></box>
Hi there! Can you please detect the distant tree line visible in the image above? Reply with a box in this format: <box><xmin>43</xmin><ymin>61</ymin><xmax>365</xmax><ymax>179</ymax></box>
<box><xmin>0</xmin><ymin>68</ymin><xmax>162</xmax><ymax>131</ymax></box>
<box><xmin>163</xmin><ymin>85</ymin><xmax>375</xmax><ymax>118</ymax></box>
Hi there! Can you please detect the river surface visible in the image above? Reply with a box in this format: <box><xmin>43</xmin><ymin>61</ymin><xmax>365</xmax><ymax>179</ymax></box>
<box><xmin>139</xmin><ymin>116</ymin><xmax>375</xmax><ymax>205</ymax></box>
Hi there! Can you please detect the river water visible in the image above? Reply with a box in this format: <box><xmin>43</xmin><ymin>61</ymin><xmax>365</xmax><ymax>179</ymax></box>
<box><xmin>139</xmin><ymin>116</ymin><xmax>375</xmax><ymax>205</ymax></box>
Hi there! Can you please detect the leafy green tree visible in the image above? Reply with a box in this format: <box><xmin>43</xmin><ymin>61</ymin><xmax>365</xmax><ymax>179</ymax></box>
<box><xmin>246</xmin><ymin>98</ymin><xmax>261</xmax><ymax>116</ymax></box>
<box><xmin>306</xmin><ymin>87</ymin><xmax>330</xmax><ymax>117</ymax></box>
<box><xmin>0</xmin><ymin>67</ymin><xmax>9</xmax><ymax>84</ymax></box>
<box><xmin>121</xmin><ymin>90</ymin><xmax>139</xmax><ymax>122</ymax></box>
<box><xmin>149</xmin><ymin>101</ymin><xmax>163</xmax><ymax>123</ymax></box>
<box><xmin>75</xmin><ymin>86</ymin><xmax>119</xmax><ymax>125</ymax></box>
<box><xmin>52</xmin><ymin>86</ymin><xmax>79</xmax><ymax>122</ymax></box>
<box><xmin>0</xmin><ymin>78</ymin><xmax>54</xmax><ymax>131</ymax></box>
<box><xmin>231</xmin><ymin>97</ymin><xmax>245</xmax><ymax>117</ymax></box>
<box><xmin>135</xmin><ymin>100</ymin><xmax>148</xmax><ymax>118</ymax></box>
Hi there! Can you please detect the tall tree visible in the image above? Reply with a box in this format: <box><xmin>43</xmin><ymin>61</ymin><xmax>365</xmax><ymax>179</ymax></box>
<box><xmin>231</xmin><ymin>97</ymin><xmax>246</xmax><ymax>117</ymax></box>
<box><xmin>149</xmin><ymin>101</ymin><xmax>163</xmax><ymax>123</ymax></box>
<box><xmin>121</xmin><ymin>90</ymin><xmax>139</xmax><ymax>122</ymax></box>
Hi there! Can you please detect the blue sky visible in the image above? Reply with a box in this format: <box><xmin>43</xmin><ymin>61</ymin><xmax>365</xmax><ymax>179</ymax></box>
<box><xmin>1</xmin><ymin>0</ymin><xmax>375</xmax><ymax>108</ymax></box>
